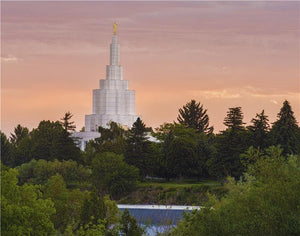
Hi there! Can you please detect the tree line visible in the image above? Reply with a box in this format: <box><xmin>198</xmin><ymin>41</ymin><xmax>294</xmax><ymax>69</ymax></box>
<box><xmin>1</xmin><ymin>100</ymin><xmax>299</xmax><ymax>235</ymax></box>
<box><xmin>1</xmin><ymin>100</ymin><xmax>300</xmax><ymax>181</ymax></box>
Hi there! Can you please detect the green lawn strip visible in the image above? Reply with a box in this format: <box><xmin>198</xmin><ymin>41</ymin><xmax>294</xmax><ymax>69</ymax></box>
<box><xmin>138</xmin><ymin>180</ymin><xmax>220</xmax><ymax>188</ymax></box>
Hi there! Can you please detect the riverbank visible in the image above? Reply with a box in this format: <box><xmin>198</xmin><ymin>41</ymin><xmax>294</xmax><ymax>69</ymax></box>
<box><xmin>118</xmin><ymin>179</ymin><xmax>227</xmax><ymax>205</ymax></box>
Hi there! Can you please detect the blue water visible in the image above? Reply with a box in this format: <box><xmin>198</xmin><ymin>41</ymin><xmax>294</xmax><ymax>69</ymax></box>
<box><xmin>118</xmin><ymin>205</ymin><xmax>198</xmax><ymax>235</ymax></box>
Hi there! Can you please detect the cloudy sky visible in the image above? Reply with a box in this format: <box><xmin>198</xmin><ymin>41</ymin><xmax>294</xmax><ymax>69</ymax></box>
<box><xmin>2</xmin><ymin>1</ymin><xmax>299</xmax><ymax>135</ymax></box>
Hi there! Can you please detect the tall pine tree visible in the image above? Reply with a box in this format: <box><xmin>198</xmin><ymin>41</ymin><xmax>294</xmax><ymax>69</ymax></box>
<box><xmin>247</xmin><ymin>110</ymin><xmax>270</xmax><ymax>149</ymax></box>
<box><xmin>177</xmin><ymin>100</ymin><xmax>213</xmax><ymax>134</ymax></box>
<box><xmin>125</xmin><ymin>118</ymin><xmax>152</xmax><ymax>178</ymax></box>
<box><xmin>10</xmin><ymin>124</ymin><xmax>29</xmax><ymax>147</ymax></box>
<box><xmin>270</xmin><ymin>100</ymin><xmax>299</xmax><ymax>155</ymax></box>
<box><xmin>213</xmin><ymin>107</ymin><xmax>247</xmax><ymax>178</ymax></box>
<box><xmin>60</xmin><ymin>112</ymin><xmax>76</xmax><ymax>133</ymax></box>
<box><xmin>223</xmin><ymin>107</ymin><xmax>245</xmax><ymax>131</ymax></box>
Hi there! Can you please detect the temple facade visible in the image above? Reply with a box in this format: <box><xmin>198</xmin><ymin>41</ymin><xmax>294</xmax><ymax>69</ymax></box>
<box><xmin>74</xmin><ymin>24</ymin><xmax>140</xmax><ymax>150</ymax></box>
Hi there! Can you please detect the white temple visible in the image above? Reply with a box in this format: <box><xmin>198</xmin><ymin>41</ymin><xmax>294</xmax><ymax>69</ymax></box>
<box><xmin>74</xmin><ymin>24</ymin><xmax>140</xmax><ymax>150</ymax></box>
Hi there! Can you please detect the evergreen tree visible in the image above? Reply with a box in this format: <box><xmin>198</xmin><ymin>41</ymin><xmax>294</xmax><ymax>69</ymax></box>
<box><xmin>270</xmin><ymin>100</ymin><xmax>300</xmax><ymax>155</ymax></box>
<box><xmin>10</xmin><ymin>124</ymin><xmax>29</xmax><ymax>147</ymax></box>
<box><xmin>212</xmin><ymin>107</ymin><xmax>248</xmax><ymax>178</ymax></box>
<box><xmin>60</xmin><ymin>111</ymin><xmax>76</xmax><ymax>133</ymax></box>
<box><xmin>177</xmin><ymin>100</ymin><xmax>213</xmax><ymax>134</ymax></box>
<box><xmin>1</xmin><ymin>131</ymin><xmax>15</xmax><ymax>167</ymax></box>
<box><xmin>125</xmin><ymin>118</ymin><xmax>152</xmax><ymax>178</ymax></box>
<box><xmin>247</xmin><ymin>110</ymin><xmax>270</xmax><ymax>149</ymax></box>
<box><xmin>224</xmin><ymin>107</ymin><xmax>245</xmax><ymax>131</ymax></box>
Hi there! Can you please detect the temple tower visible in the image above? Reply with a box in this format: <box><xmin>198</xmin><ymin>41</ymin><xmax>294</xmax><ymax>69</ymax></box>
<box><xmin>85</xmin><ymin>23</ymin><xmax>140</xmax><ymax>132</ymax></box>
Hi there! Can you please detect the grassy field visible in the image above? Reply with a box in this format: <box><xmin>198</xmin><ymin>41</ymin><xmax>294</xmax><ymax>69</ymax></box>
<box><xmin>138</xmin><ymin>179</ymin><xmax>221</xmax><ymax>189</ymax></box>
<box><xmin>118</xmin><ymin>179</ymin><xmax>226</xmax><ymax>205</ymax></box>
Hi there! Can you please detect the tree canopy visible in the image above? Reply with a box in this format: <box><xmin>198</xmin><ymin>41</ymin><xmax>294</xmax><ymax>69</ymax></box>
<box><xmin>173</xmin><ymin>147</ymin><xmax>300</xmax><ymax>236</ymax></box>
<box><xmin>91</xmin><ymin>152</ymin><xmax>139</xmax><ymax>198</ymax></box>
<box><xmin>1</xmin><ymin>168</ymin><xmax>56</xmax><ymax>235</ymax></box>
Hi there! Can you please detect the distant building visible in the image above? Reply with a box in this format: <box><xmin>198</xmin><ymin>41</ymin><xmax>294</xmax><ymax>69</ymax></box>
<box><xmin>73</xmin><ymin>24</ymin><xmax>140</xmax><ymax>150</ymax></box>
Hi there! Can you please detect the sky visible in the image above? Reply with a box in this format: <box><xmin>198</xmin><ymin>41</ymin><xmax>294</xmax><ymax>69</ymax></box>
<box><xmin>1</xmin><ymin>1</ymin><xmax>300</xmax><ymax>136</ymax></box>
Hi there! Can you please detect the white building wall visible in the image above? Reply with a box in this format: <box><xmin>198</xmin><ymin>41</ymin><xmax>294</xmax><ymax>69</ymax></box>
<box><xmin>84</xmin><ymin>33</ymin><xmax>140</xmax><ymax>132</ymax></box>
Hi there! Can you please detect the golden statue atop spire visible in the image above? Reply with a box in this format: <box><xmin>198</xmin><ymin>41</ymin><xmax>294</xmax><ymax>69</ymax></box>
<box><xmin>113</xmin><ymin>22</ymin><xmax>118</xmax><ymax>35</ymax></box>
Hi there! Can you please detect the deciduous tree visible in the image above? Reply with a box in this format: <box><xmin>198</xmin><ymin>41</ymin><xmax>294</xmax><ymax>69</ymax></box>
<box><xmin>173</xmin><ymin>147</ymin><xmax>300</xmax><ymax>236</ymax></box>
<box><xmin>91</xmin><ymin>152</ymin><xmax>139</xmax><ymax>198</ymax></box>
<box><xmin>1</xmin><ymin>168</ymin><xmax>56</xmax><ymax>235</ymax></box>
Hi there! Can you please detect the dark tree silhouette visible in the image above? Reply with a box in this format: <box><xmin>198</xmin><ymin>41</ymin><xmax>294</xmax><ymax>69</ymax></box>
<box><xmin>224</xmin><ymin>107</ymin><xmax>245</xmax><ymax>131</ymax></box>
<box><xmin>10</xmin><ymin>124</ymin><xmax>29</xmax><ymax>147</ymax></box>
<box><xmin>177</xmin><ymin>100</ymin><xmax>213</xmax><ymax>134</ymax></box>
<box><xmin>270</xmin><ymin>100</ymin><xmax>299</xmax><ymax>155</ymax></box>
<box><xmin>247</xmin><ymin>110</ymin><xmax>270</xmax><ymax>148</ymax></box>
<box><xmin>125</xmin><ymin>118</ymin><xmax>152</xmax><ymax>178</ymax></box>
<box><xmin>60</xmin><ymin>112</ymin><xmax>76</xmax><ymax>132</ymax></box>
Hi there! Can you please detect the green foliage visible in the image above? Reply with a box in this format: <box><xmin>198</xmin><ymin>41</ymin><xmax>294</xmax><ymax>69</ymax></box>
<box><xmin>80</xmin><ymin>189</ymin><xmax>107</xmax><ymax>226</ymax></box>
<box><xmin>210</xmin><ymin>108</ymin><xmax>248</xmax><ymax>178</ymax></box>
<box><xmin>1</xmin><ymin>131</ymin><xmax>15</xmax><ymax>167</ymax></box>
<box><xmin>91</xmin><ymin>152</ymin><xmax>139</xmax><ymax>198</ymax></box>
<box><xmin>156</xmin><ymin>123</ymin><xmax>196</xmax><ymax>179</ymax></box>
<box><xmin>270</xmin><ymin>100</ymin><xmax>300</xmax><ymax>155</ymax></box>
<box><xmin>1</xmin><ymin>168</ymin><xmax>56</xmax><ymax>235</ymax></box>
<box><xmin>76</xmin><ymin>219</ymin><xmax>106</xmax><ymax>236</ymax></box>
<box><xmin>125</xmin><ymin>118</ymin><xmax>154</xmax><ymax>178</ymax></box>
<box><xmin>79</xmin><ymin>191</ymin><xmax>120</xmax><ymax>235</ymax></box>
<box><xmin>43</xmin><ymin>174</ymin><xmax>87</xmax><ymax>232</ymax></box>
<box><xmin>103</xmin><ymin>195</ymin><xmax>120</xmax><ymax>226</ymax></box>
<box><xmin>119</xmin><ymin>180</ymin><xmax>224</xmax><ymax>206</ymax></box>
<box><xmin>17</xmin><ymin>159</ymin><xmax>91</xmax><ymax>186</ymax></box>
<box><xmin>155</xmin><ymin>123</ymin><xmax>216</xmax><ymax>179</ymax></box>
<box><xmin>173</xmin><ymin>150</ymin><xmax>300</xmax><ymax>236</ymax></box>
<box><xmin>211</xmin><ymin>129</ymin><xmax>249</xmax><ymax>178</ymax></box>
<box><xmin>120</xmin><ymin>209</ymin><xmax>144</xmax><ymax>236</ymax></box>
<box><xmin>10</xmin><ymin>124</ymin><xmax>29</xmax><ymax>147</ymax></box>
<box><xmin>166</xmin><ymin>131</ymin><xmax>198</xmax><ymax>178</ymax></box>
<box><xmin>13</xmin><ymin>120</ymin><xmax>81</xmax><ymax>165</ymax></box>
<box><xmin>177</xmin><ymin>100</ymin><xmax>213</xmax><ymax>134</ymax></box>
<box><xmin>91</xmin><ymin>121</ymin><xmax>126</xmax><ymax>155</ymax></box>
<box><xmin>240</xmin><ymin>146</ymin><xmax>264</xmax><ymax>167</ymax></box>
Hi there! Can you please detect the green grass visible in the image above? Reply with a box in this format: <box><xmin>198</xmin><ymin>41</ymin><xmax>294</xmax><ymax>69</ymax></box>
<box><xmin>138</xmin><ymin>179</ymin><xmax>220</xmax><ymax>189</ymax></box>
<box><xmin>118</xmin><ymin>179</ymin><xmax>226</xmax><ymax>205</ymax></box>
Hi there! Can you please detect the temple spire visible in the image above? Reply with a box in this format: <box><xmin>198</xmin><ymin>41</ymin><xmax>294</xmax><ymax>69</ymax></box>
<box><xmin>113</xmin><ymin>22</ymin><xmax>118</xmax><ymax>35</ymax></box>
<box><xmin>106</xmin><ymin>23</ymin><xmax>122</xmax><ymax>80</ymax></box>
<box><xmin>109</xmin><ymin>24</ymin><xmax>120</xmax><ymax>67</ymax></box>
